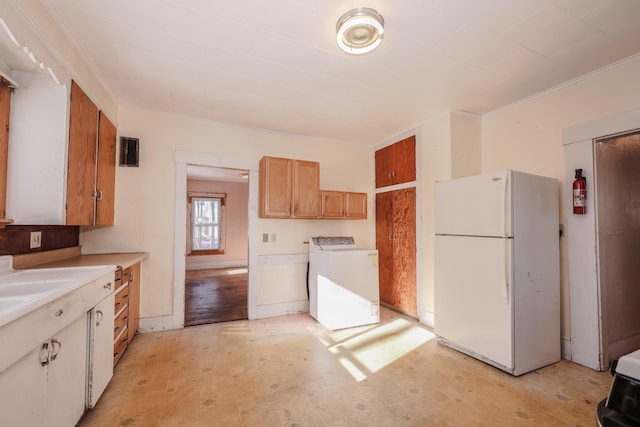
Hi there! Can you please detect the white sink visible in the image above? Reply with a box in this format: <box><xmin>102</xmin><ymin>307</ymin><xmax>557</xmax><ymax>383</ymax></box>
<box><xmin>0</xmin><ymin>258</ymin><xmax>116</xmax><ymax>328</ymax></box>
<box><xmin>0</xmin><ymin>279</ymin><xmax>73</xmax><ymax>297</ymax></box>
<box><xmin>0</xmin><ymin>296</ymin><xmax>30</xmax><ymax>312</ymax></box>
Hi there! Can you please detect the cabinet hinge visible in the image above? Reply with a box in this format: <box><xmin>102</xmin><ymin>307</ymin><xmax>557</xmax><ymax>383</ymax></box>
<box><xmin>65</xmin><ymin>202</ymin><xmax>68</xmax><ymax>210</ymax></box>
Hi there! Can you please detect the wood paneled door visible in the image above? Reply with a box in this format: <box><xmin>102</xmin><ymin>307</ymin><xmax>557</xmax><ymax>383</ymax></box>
<box><xmin>376</xmin><ymin>187</ymin><xmax>416</xmax><ymax>315</ymax></box>
<box><xmin>375</xmin><ymin>135</ymin><xmax>416</xmax><ymax>188</ymax></box>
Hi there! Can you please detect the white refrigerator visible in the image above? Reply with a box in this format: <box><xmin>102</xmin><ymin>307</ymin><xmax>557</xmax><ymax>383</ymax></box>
<box><xmin>434</xmin><ymin>170</ymin><xmax>560</xmax><ymax>376</ymax></box>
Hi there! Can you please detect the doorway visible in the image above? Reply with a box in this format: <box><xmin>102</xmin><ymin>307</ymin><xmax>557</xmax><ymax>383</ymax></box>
<box><xmin>184</xmin><ymin>166</ymin><xmax>249</xmax><ymax>326</ymax></box>
<box><xmin>564</xmin><ymin>107</ymin><xmax>640</xmax><ymax>371</ymax></box>
<box><xmin>172</xmin><ymin>151</ymin><xmax>259</xmax><ymax>331</ymax></box>
<box><xmin>594</xmin><ymin>130</ymin><xmax>640</xmax><ymax>364</ymax></box>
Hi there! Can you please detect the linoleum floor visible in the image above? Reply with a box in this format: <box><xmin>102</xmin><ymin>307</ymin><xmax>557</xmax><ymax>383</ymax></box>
<box><xmin>79</xmin><ymin>307</ymin><xmax>611</xmax><ymax>426</ymax></box>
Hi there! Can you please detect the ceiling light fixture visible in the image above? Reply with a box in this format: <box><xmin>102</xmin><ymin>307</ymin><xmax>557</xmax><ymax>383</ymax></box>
<box><xmin>336</xmin><ymin>7</ymin><xmax>384</xmax><ymax>55</ymax></box>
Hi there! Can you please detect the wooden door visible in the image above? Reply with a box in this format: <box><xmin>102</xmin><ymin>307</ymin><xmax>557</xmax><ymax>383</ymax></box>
<box><xmin>375</xmin><ymin>145</ymin><xmax>392</xmax><ymax>188</ymax></box>
<box><xmin>292</xmin><ymin>160</ymin><xmax>319</xmax><ymax>218</ymax></box>
<box><xmin>390</xmin><ymin>136</ymin><xmax>416</xmax><ymax>185</ymax></box>
<box><xmin>0</xmin><ymin>78</ymin><xmax>11</xmax><ymax>219</ymax></box>
<box><xmin>376</xmin><ymin>189</ymin><xmax>417</xmax><ymax>315</ymax></box>
<box><xmin>392</xmin><ymin>188</ymin><xmax>417</xmax><ymax>315</ymax></box>
<box><xmin>259</xmin><ymin>156</ymin><xmax>292</xmax><ymax>218</ymax></box>
<box><xmin>66</xmin><ymin>81</ymin><xmax>98</xmax><ymax>225</ymax></box>
<box><xmin>95</xmin><ymin>112</ymin><xmax>116</xmax><ymax>225</ymax></box>
<box><xmin>375</xmin><ymin>136</ymin><xmax>416</xmax><ymax>188</ymax></box>
<box><xmin>376</xmin><ymin>191</ymin><xmax>394</xmax><ymax>305</ymax></box>
<box><xmin>345</xmin><ymin>192</ymin><xmax>367</xmax><ymax>219</ymax></box>
<box><xmin>127</xmin><ymin>262</ymin><xmax>141</xmax><ymax>343</ymax></box>
<box><xmin>320</xmin><ymin>190</ymin><xmax>344</xmax><ymax>218</ymax></box>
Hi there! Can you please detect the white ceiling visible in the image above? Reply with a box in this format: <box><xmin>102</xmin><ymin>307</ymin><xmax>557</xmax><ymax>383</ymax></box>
<box><xmin>38</xmin><ymin>0</ymin><xmax>640</xmax><ymax>144</ymax></box>
<box><xmin>187</xmin><ymin>165</ymin><xmax>248</xmax><ymax>182</ymax></box>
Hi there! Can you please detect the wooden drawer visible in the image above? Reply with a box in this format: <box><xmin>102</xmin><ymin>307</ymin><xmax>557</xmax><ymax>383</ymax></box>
<box><xmin>113</xmin><ymin>328</ymin><xmax>129</xmax><ymax>366</ymax></box>
<box><xmin>122</xmin><ymin>267</ymin><xmax>131</xmax><ymax>285</ymax></box>
<box><xmin>114</xmin><ymin>267</ymin><xmax>123</xmax><ymax>290</ymax></box>
<box><xmin>114</xmin><ymin>285</ymin><xmax>129</xmax><ymax>314</ymax></box>
<box><xmin>113</xmin><ymin>305</ymin><xmax>129</xmax><ymax>340</ymax></box>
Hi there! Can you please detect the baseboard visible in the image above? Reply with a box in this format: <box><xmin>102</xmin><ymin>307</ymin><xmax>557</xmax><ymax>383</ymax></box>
<box><xmin>138</xmin><ymin>315</ymin><xmax>183</xmax><ymax>333</ymax></box>
<box><xmin>420</xmin><ymin>310</ymin><xmax>434</xmax><ymax>329</ymax></box>
<box><xmin>255</xmin><ymin>300</ymin><xmax>309</xmax><ymax>319</ymax></box>
<box><xmin>561</xmin><ymin>337</ymin><xmax>571</xmax><ymax>361</ymax></box>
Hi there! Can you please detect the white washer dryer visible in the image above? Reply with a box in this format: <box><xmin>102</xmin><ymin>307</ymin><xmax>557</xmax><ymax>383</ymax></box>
<box><xmin>308</xmin><ymin>236</ymin><xmax>380</xmax><ymax>330</ymax></box>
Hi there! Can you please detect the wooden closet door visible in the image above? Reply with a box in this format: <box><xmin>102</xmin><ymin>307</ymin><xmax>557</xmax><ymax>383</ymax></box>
<box><xmin>376</xmin><ymin>191</ymin><xmax>394</xmax><ymax>305</ymax></box>
<box><xmin>66</xmin><ymin>81</ymin><xmax>98</xmax><ymax>225</ymax></box>
<box><xmin>392</xmin><ymin>187</ymin><xmax>417</xmax><ymax>315</ymax></box>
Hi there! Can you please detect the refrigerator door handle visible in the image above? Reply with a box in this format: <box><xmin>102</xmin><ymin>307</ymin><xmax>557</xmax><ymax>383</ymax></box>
<box><xmin>504</xmin><ymin>240</ymin><xmax>510</xmax><ymax>305</ymax></box>
<box><xmin>502</xmin><ymin>171</ymin><xmax>509</xmax><ymax>237</ymax></box>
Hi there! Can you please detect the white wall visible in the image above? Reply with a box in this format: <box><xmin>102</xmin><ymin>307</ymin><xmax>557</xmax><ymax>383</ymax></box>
<box><xmin>417</xmin><ymin>111</ymin><xmax>482</xmax><ymax>324</ymax></box>
<box><xmin>481</xmin><ymin>55</ymin><xmax>640</xmax><ymax>343</ymax></box>
<box><xmin>80</xmin><ymin>109</ymin><xmax>374</xmax><ymax>321</ymax></box>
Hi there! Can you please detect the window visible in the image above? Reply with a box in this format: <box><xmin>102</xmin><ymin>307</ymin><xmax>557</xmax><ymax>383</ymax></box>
<box><xmin>190</xmin><ymin>196</ymin><xmax>224</xmax><ymax>254</ymax></box>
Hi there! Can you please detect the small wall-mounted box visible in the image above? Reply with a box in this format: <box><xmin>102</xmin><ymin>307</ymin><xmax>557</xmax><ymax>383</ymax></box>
<box><xmin>119</xmin><ymin>137</ymin><xmax>139</xmax><ymax>167</ymax></box>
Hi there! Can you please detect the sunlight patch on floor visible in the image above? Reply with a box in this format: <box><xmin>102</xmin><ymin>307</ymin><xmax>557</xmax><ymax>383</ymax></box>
<box><xmin>313</xmin><ymin>317</ymin><xmax>435</xmax><ymax>382</ymax></box>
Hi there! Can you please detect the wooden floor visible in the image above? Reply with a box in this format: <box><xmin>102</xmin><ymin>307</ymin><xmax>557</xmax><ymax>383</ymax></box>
<box><xmin>79</xmin><ymin>307</ymin><xmax>612</xmax><ymax>426</ymax></box>
<box><xmin>184</xmin><ymin>268</ymin><xmax>248</xmax><ymax>326</ymax></box>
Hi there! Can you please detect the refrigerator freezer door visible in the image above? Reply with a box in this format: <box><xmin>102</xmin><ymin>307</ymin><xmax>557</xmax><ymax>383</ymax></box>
<box><xmin>434</xmin><ymin>235</ymin><xmax>513</xmax><ymax>369</ymax></box>
<box><xmin>435</xmin><ymin>170</ymin><xmax>512</xmax><ymax>237</ymax></box>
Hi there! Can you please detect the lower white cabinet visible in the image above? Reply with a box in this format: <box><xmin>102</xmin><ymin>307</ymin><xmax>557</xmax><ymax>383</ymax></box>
<box><xmin>87</xmin><ymin>293</ymin><xmax>115</xmax><ymax>407</ymax></box>
<box><xmin>0</xmin><ymin>314</ymin><xmax>87</xmax><ymax>427</ymax></box>
<box><xmin>0</xmin><ymin>343</ymin><xmax>46</xmax><ymax>426</ymax></box>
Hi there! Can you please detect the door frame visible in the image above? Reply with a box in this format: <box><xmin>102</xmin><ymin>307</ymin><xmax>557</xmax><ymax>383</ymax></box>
<box><xmin>564</xmin><ymin>107</ymin><xmax>640</xmax><ymax>370</ymax></box>
<box><xmin>174</xmin><ymin>151</ymin><xmax>259</xmax><ymax>328</ymax></box>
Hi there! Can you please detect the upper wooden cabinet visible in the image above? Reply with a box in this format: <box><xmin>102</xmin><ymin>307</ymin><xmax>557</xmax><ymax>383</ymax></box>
<box><xmin>346</xmin><ymin>192</ymin><xmax>367</xmax><ymax>219</ymax></box>
<box><xmin>66</xmin><ymin>81</ymin><xmax>116</xmax><ymax>226</ymax></box>
<box><xmin>319</xmin><ymin>191</ymin><xmax>367</xmax><ymax>219</ymax></box>
<box><xmin>95</xmin><ymin>112</ymin><xmax>116</xmax><ymax>225</ymax></box>
<box><xmin>259</xmin><ymin>156</ymin><xmax>319</xmax><ymax>219</ymax></box>
<box><xmin>375</xmin><ymin>135</ymin><xmax>416</xmax><ymax>188</ymax></box>
<box><xmin>320</xmin><ymin>191</ymin><xmax>344</xmax><ymax>218</ymax></box>
<box><xmin>0</xmin><ymin>78</ymin><xmax>12</xmax><ymax>224</ymax></box>
<box><xmin>292</xmin><ymin>160</ymin><xmax>320</xmax><ymax>218</ymax></box>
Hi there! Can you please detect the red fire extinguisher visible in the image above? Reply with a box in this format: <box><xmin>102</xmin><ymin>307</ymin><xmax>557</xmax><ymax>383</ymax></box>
<box><xmin>573</xmin><ymin>169</ymin><xmax>586</xmax><ymax>215</ymax></box>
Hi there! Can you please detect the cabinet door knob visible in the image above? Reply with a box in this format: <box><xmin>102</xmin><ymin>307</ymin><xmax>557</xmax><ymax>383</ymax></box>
<box><xmin>104</xmin><ymin>282</ymin><xmax>112</xmax><ymax>290</ymax></box>
<box><xmin>39</xmin><ymin>342</ymin><xmax>49</xmax><ymax>366</ymax></box>
<box><xmin>49</xmin><ymin>339</ymin><xmax>62</xmax><ymax>361</ymax></box>
<box><xmin>96</xmin><ymin>310</ymin><xmax>104</xmax><ymax>326</ymax></box>
<box><xmin>55</xmin><ymin>308</ymin><xmax>64</xmax><ymax>317</ymax></box>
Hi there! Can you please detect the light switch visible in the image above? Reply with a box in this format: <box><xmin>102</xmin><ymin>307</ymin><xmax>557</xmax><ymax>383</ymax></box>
<box><xmin>30</xmin><ymin>231</ymin><xmax>42</xmax><ymax>249</ymax></box>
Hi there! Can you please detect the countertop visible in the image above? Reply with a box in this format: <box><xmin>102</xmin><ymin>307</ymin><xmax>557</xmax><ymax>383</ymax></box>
<box><xmin>12</xmin><ymin>247</ymin><xmax>148</xmax><ymax>270</ymax></box>
<box><xmin>32</xmin><ymin>252</ymin><xmax>148</xmax><ymax>270</ymax></box>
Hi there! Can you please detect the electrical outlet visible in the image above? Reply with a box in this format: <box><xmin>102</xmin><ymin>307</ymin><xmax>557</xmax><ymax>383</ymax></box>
<box><xmin>262</xmin><ymin>233</ymin><xmax>269</xmax><ymax>243</ymax></box>
<box><xmin>30</xmin><ymin>231</ymin><xmax>42</xmax><ymax>249</ymax></box>
<box><xmin>270</xmin><ymin>233</ymin><xmax>277</xmax><ymax>242</ymax></box>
